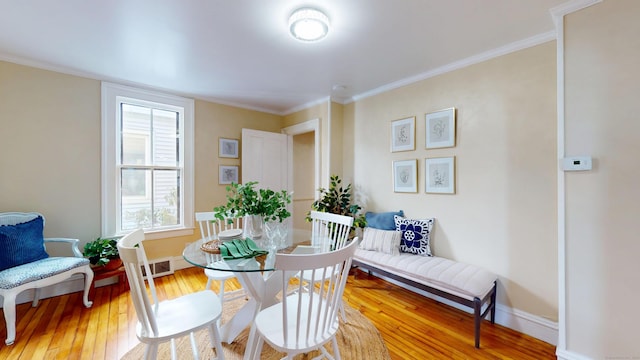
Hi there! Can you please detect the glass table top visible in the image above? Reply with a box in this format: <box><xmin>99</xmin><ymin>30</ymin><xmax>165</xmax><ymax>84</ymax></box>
<box><xmin>182</xmin><ymin>229</ymin><xmax>317</xmax><ymax>273</ymax></box>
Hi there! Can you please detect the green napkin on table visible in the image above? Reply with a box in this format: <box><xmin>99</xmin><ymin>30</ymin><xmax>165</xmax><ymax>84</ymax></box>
<box><xmin>219</xmin><ymin>238</ymin><xmax>268</xmax><ymax>260</ymax></box>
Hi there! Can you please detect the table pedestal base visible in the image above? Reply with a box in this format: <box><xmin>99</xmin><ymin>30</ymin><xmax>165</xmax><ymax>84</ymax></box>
<box><xmin>219</xmin><ymin>271</ymin><xmax>283</xmax><ymax>360</ymax></box>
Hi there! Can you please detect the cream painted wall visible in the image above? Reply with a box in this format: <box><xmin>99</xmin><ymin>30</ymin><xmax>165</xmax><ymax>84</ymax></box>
<box><xmin>283</xmin><ymin>102</ymin><xmax>330</xmax><ymax>188</ymax></box>
<box><xmin>0</xmin><ymin>61</ymin><xmax>101</xmax><ymax>252</ymax></box>
<box><xmin>563</xmin><ymin>1</ymin><xmax>640</xmax><ymax>358</ymax></box>
<box><xmin>292</xmin><ymin>132</ymin><xmax>314</xmax><ymax>230</ymax></box>
<box><xmin>0</xmin><ymin>60</ymin><xmax>283</xmax><ymax>261</ymax></box>
<box><xmin>346</xmin><ymin>43</ymin><xmax>558</xmax><ymax>319</ymax></box>
<box><xmin>329</xmin><ymin>102</ymin><xmax>344</xmax><ymax>180</ymax></box>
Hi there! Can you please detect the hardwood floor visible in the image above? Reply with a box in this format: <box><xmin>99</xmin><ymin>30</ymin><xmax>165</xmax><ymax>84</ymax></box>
<box><xmin>0</xmin><ymin>267</ymin><xmax>556</xmax><ymax>359</ymax></box>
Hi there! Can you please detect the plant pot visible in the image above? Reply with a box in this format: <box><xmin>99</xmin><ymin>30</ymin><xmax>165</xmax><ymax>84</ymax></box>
<box><xmin>244</xmin><ymin>214</ymin><xmax>264</xmax><ymax>240</ymax></box>
<box><xmin>91</xmin><ymin>258</ymin><xmax>123</xmax><ymax>273</ymax></box>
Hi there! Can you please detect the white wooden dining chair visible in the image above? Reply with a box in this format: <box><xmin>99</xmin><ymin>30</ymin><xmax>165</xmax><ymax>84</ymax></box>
<box><xmin>196</xmin><ymin>211</ymin><xmax>246</xmax><ymax>304</ymax></box>
<box><xmin>118</xmin><ymin>229</ymin><xmax>225</xmax><ymax>360</ymax></box>
<box><xmin>299</xmin><ymin>210</ymin><xmax>354</xmax><ymax>321</ymax></box>
<box><xmin>250</xmin><ymin>238</ymin><xmax>358</xmax><ymax>360</ymax></box>
<box><xmin>309</xmin><ymin>211</ymin><xmax>353</xmax><ymax>251</ymax></box>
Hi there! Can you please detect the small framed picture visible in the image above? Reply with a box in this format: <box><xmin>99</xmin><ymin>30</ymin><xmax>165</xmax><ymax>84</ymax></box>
<box><xmin>425</xmin><ymin>108</ymin><xmax>456</xmax><ymax>149</ymax></box>
<box><xmin>219</xmin><ymin>138</ymin><xmax>239</xmax><ymax>158</ymax></box>
<box><xmin>391</xmin><ymin>117</ymin><xmax>415</xmax><ymax>152</ymax></box>
<box><xmin>219</xmin><ymin>165</ymin><xmax>238</xmax><ymax>184</ymax></box>
<box><xmin>393</xmin><ymin>159</ymin><xmax>418</xmax><ymax>193</ymax></box>
<box><xmin>425</xmin><ymin>157</ymin><xmax>455</xmax><ymax>194</ymax></box>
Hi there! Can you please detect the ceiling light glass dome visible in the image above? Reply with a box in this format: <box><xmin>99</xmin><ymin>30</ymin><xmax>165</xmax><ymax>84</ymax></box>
<box><xmin>289</xmin><ymin>8</ymin><xmax>330</xmax><ymax>42</ymax></box>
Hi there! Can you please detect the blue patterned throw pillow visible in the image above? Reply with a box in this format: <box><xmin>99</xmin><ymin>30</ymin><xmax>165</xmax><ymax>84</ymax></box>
<box><xmin>394</xmin><ymin>215</ymin><xmax>434</xmax><ymax>256</ymax></box>
<box><xmin>0</xmin><ymin>216</ymin><xmax>49</xmax><ymax>271</ymax></box>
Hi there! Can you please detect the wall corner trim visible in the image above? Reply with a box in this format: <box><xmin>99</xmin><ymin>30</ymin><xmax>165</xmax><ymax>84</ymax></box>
<box><xmin>551</xmin><ymin>0</ymin><xmax>602</xmax><ymax>19</ymax></box>
<box><xmin>553</xmin><ymin>0</ymin><xmax>603</xmax><ymax>355</ymax></box>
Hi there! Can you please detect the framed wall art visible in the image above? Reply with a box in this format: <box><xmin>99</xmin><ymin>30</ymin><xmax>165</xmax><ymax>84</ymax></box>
<box><xmin>219</xmin><ymin>165</ymin><xmax>238</xmax><ymax>184</ymax></box>
<box><xmin>393</xmin><ymin>159</ymin><xmax>418</xmax><ymax>193</ymax></box>
<box><xmin>390</xmin><ymin>117</ymin><xmax>415</xmax><ymax>152</ymax></box>
<box><xmin>219</xmin><ymin>137</ymin><xmax>239</xmax><ymax>158</ymax></box>
<box><xmin>425</xmin><ymin>108</ymin><xmax>456</xmax><ymax>149</ymax></box>
<box><xmin>425</xmin><ymin>156</ymin><xmax>455</xmax><ymax>194</ymax></box>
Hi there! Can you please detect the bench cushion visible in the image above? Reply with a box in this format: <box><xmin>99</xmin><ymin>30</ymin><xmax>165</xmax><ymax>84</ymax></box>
<box><xmin>0</xmin><ymin>257</ymin><xmax>89</xmax><ymax>289</ymax></box>
<box><xmin>354</xmin><ymin>248</ymin><xmax>497</xmax><ymax>301</ymax></box>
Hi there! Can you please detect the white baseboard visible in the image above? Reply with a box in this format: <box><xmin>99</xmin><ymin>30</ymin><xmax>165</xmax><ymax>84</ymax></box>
<box><xmin>365</xmin><ymin>271</ymin><xmax>559</xmax><ymax>346</ymax></box>
<box><xmin>556</xmin><ymin>348</ymin><xmax>593</xmax><ymax>360</ymax></box>
<box><xmin>495</xmin><ymin>304</ymin><xmax>558</xmax><ymax>345</ymax></box>
<box><xmin>173</xmin><ymin>256</ymin><xmax>192</xmax><ymax>271</ymax></box>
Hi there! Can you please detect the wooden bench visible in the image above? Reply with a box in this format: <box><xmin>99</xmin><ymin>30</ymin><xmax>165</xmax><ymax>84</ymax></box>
<box><xmin>352</xmin><ymin>248</ymin><xmax>497</xmax><ymax>348</ymax></box>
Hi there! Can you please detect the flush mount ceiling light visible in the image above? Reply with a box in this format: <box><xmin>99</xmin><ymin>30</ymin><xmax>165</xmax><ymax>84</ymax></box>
<box><xmin>289</xmin><ymin>8</ymin><xmax>330</xmax><ymax>42</ymax></box>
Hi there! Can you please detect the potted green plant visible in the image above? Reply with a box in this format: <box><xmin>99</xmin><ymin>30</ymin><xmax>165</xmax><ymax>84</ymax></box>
<box><xmin>306</xmin><ymin>175</ymin><xmax>367</xmax><ymax>231</ymax></box>
<box><xmin>213</xmin><ymin>182</ymin><xmax>292</xmax><ymax>238</ymax></box>
<box><xmin>83</xmin><ymin>237</ymin><xmax>122</xmax><ymax>271</ymax></box>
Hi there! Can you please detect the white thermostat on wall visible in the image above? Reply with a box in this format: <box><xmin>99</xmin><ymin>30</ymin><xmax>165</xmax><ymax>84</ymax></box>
<box><xmin>561</xmin><ymin>156</ymin><xmax>592</xmax><ymax>171</ymax></box>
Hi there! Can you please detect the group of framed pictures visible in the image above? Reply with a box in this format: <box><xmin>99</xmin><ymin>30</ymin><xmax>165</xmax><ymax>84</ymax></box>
<box><xmin>391</xmin><ymin>108</ymin><xmax>456</xmax><ymax>194</ymax></box>
<box><xmin>218</xmin><ymin>138</ymin><xmax>239</xmax><ymax>184</ymax></box>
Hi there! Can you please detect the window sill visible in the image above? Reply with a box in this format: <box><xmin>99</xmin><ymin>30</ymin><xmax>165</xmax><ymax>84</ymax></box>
<box><xmin>142</xmin><ymin>227</ymin><xmax>194</xmax><ymax>240</ymax></box>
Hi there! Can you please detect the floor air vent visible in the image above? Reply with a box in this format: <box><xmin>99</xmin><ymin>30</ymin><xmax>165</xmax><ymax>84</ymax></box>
<box><xmin>141</xmin><ymin>257</ymin><xmax>174</xmax><ymax>278</ymax></box>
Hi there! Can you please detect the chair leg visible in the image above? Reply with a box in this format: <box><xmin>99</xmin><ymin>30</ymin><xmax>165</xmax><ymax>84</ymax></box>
<box><xmin>246</xmin><ymin>323</ymin><xmax>264</xmax><ymax>360</ymax></box>
<box><xmin>218</xmin><ymin>279</ymin><xmax>226</xmax><ymax>304</ymax></box>
<box><xmin>252</xmin><ymin>336</ymin><xmax>265</xmax><ymax>360</ymax></box>
<box><xmin>32</xmin><ymin>288</ymin><xmax>41</xmax><ymax>307</ymax></box>
<box><xmin>83</xmin><ymin>268</ymin><xmax>94</xmax><ymax>308</ymax></box>
<box><xmin>332</xmin><ymin>336</ymin><xmax>341</xmax><ymax>360</ymax></box>
<box><xmin>317</xmin><ymin>342</ymin><xmax>337</xmax><ymax>360</ymax></box>
<box><xmin>188</xmin><ymin>333</ymin><xmax>198</xmax><ymax>360</ymax></box>
<box><xmin>339</xmin><ymin>301</ymin><xmax>347</xmax><ymax>323</ymax></box>
<box><xmin>170</xmin><ymin>338</ymin><xmax>179</xmax><ymax>360</ymax></box>
<box><xmin>144</xmin><ymin>343</ymin><xmax>159</xmax><ymax>360</ymax></box>
<box><xmin>208</xmin><ymin>323</ymin><xmax>225</xmax><ymax>360</ymax></box>
<box><xmin>3</xmin><ymin>293</ymin><xmax>17</xmax><ymax>345</ymax></box>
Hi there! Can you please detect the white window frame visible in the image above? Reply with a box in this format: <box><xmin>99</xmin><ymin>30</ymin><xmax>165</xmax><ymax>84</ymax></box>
<box><xmin>101</xmin><ymin>82</ymin><xmax>194</xmax><ymax>240</ymax></box>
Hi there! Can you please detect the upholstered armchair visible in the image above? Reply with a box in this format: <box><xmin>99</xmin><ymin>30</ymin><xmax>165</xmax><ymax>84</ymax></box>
<box><xmin>0</xmin><ymin>212</ymin><xmax>93</xmax><ymax>345</ymax></box>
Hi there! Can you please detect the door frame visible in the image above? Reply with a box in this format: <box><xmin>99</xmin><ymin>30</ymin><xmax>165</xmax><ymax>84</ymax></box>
<box><xmin>282</xmin><ymin>118</ymin><xmax>321</xmax><ymax>199</ymax></box>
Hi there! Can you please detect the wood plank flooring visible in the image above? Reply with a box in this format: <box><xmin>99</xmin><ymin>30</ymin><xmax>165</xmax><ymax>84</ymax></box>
<box><xmin>0</xmin><ymin>267</ymin><xmax>556</xmax><ymax>359</ymax></box>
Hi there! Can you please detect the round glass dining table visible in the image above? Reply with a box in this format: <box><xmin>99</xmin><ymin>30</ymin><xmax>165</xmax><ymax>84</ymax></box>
<box><xmin>183</xmin><ymin>238</ymin><xmax>279</xmax><ymax>273</ymax></box>
<box><xmin>182</xmin><ymin>232</ymin><xmax>317</xmax><ymax>360</ymax></box>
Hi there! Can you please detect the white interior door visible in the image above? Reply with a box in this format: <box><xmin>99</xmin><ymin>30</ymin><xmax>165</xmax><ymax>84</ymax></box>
<box><xmin>241</xmin><ymin>128</ymin><xmax>290</xmax><ymax>191</ymax></box>
<box><xmin>242</xmin><ymin>128</ymin><xmax>293</xmax><ymax>241</ymax></box>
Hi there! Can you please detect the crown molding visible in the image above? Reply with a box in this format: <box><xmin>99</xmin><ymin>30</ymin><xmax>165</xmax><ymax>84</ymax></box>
<box><xmin>350</xmin><ymin>30</ymin><xmax>556</xmax><ymax>104</ymax></box>
<box><xmin>551</xmin><ymin>0</ymin><xmax>602</xmax><ymax>19</ymax></box>
<box><xmin>283</xmin><ymin>96</ymin><xmax>331</xmax><ymax>115</ymax></box>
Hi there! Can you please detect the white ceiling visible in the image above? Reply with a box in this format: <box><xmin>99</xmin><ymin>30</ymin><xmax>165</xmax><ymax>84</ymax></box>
<box><xmin>0</xmin><ymin>0</ymin><xmax>567</xmax><ymax>115</ymax></box>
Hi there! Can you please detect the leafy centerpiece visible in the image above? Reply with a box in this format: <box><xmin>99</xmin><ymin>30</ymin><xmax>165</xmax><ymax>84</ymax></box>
<box><xmin>213</xmin><ymin>181</ymin><xmax>292</xmax><ymax>240</ymax></box>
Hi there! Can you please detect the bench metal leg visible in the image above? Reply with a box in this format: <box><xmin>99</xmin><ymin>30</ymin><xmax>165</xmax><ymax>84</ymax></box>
<box><xmin>473</xmin><ymin>298</ymin><xmax>482</xmax><ymax>348</ymax></box>
<box><xmin>490</xmin><ymin>282</ymin><xmax>497</xmax><ymax>323</ymax></box>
